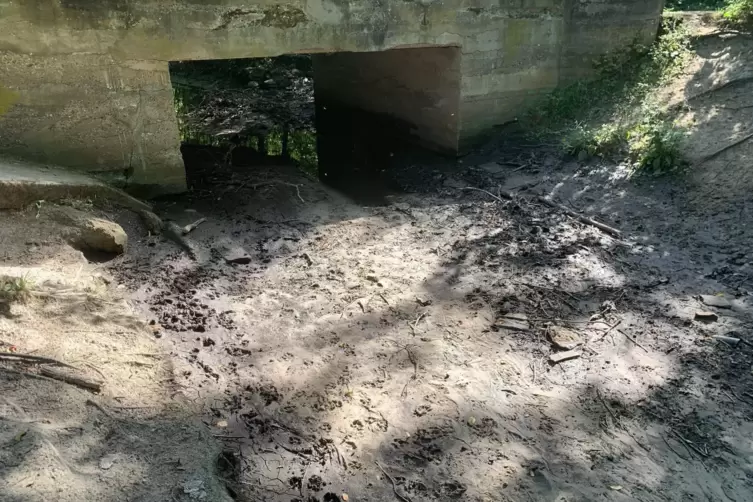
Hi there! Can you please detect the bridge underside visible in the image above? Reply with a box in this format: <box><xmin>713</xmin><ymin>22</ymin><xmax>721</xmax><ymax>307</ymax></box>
<box><xmin>0</xmin><ymin>0</ymin><xmax>662</xmax><ymax>195</ymax></box>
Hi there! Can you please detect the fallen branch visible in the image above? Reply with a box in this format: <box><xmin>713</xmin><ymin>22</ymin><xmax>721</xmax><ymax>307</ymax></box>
<box><xmin>686</xmin><ymin>76</ymin><xmax>753</xmax><ymax>102</ymax></box>
<box><xmin>375</xmin><ymin>461</ymin><xmax>412</xmax><ymax>502</ymax></box>
<box><xmin>0</xmin><ymin>353</ymin><xmax>78</xmax><ymax>369</ymax></box>
<box><xmin>461</xmin><ymin>186</ymin><xmax>621</xmax><ymax>238</ymax></box>
<box><xmin>535</xmin><ymin>195</ymin><xmax>621</xmax><ymax>237</ymax></box>
<box><xmin>40</xmin><ymin>367</ymin><xmax>102</xmax><ymax>392</ymax></box>
<box><xmin>182</xmin><ymin>217</ymin><xmax>207</xmax><ymax>235</ymax></box>
<box><xmin>697</xmin><ymin>131</ymin><xmax>753</xmax><ymax>164</ymax></box>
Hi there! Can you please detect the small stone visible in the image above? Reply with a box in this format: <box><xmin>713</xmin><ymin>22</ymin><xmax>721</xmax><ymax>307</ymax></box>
<box><xmin>478</xmin><ymin>162</ymin><xmax>504</xmax><ymax>176</ymax></box>
<box><xmin>224</xmin><ymin>247</ymin><xmax>251</xmax><ymax>265</ymax></box>
<box><xmin>547</xmin><ymin>326</ymin><xmax>583</xmax><ymax>350</ymax></box>
<box><xmin>99</xmin><ymin>454</ymin><xmax>117</xmax><ymax>470</ymax></box>
<box><xmin>695</xmin><ymin>311</ymin><xmax>719</xmax><ymax>322</ymax></box>
<box><xmin>443</xmin><ymin>177</ymin><xmax>466</xmax><ymax>189</ymax></box>
<box><xmin>393</xmin><ymin>202</ymin><xmax>410</xmax><ymax>211</ymax></box>
<box><xmin>496</xmin><ymin>313</ymin><xmax>529</xmax><ymax>331</ymax></box>
<box><xmin>183</xmin><ymin>478</ymin><xmax>207</xmax><ymax>500</ymax></box>
<box><xmin>549</xmin><ymin>349</ymin><xmax>581</xmax><ymax>365</ymax></box>
<box><xmin>365</xmin><ymin>275</ymin><xmax>380</xmax><ymax>283</ymax></box>
<box><xmin>700</xmin><ymin>294</ymin><xmax>732</xmax><ymax>309</ymax></box>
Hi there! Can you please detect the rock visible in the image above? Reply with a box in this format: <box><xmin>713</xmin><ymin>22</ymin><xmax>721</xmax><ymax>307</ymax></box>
<box><xmin>695</xmin><ymin>311</ymin><xmax>719</xmax><ymax>322</ymax></box>
<box><xmin>496</xmin><ymin>313</ymin><xmax>529</xmax><ymax>331</ymax></box>
<box><xmin>478</xmin><ymin>162</ymin><xmax>504</xmax><ymax>177</ymax></box>
<box><xmin>183</xmin><ymin>478</ymin><xmax>207</xmax><ymax>500</ymax></box>
<box><xmin>547</xmin><ymin>326</ymin><xmax>583</xmax><ymax>350</ymax></box>
<box><xmin>549</xmin><ymin>349</ymin><xmax>581</xmax><ymax>365</ymax></box>
<box><xmin>713</xmin><ymin>335</ymin><xmax>740</xmax><ymax>346</ymax></box>
<box><xmin>443</xmin><ymin>177</ymin><xmax>466</xmax><ymax>190</ymax></box>
<box><xmin>223</xmin><ymin>247</ymin><xmax>251</xmax><ymax>265</ymax></box>
<box><xmin>700</xmin><ymin>294</ymin><xmax>732</xmax><ymax>309</ymax></box>
<box><xmin>393</xmin><ymin>202</ymin><xmax>410</xmax><ymax>211</ymax></box>
<box><xmin>99</xmin><ymin>453</ymin><xmax>117</xmax><ymax>470</ymax></box>
<box><xmin>50</xmin><ymin>206</ymin><xmax>127</xmax><ymax>254</ymax></box>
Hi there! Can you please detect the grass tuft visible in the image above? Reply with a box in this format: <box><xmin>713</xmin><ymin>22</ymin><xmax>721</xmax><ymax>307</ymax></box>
<box><xmin>0</xmin><ymin>275</ymin><xmax>33</xmax><ymax>302</ymax></box>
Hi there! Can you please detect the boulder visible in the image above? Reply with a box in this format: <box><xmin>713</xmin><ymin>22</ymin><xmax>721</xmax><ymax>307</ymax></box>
<box><xmin>48</xmin><ymin>206</ymin><xmax>127</xmax><ymax>255</ymax></box>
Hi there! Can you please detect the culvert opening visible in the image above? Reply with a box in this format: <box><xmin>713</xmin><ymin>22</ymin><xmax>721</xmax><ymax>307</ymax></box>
<box><xmin>168</xmin><ymin>47</ymin><xmax>462</xmax><ymax>201</ymax></box>
<box><xmin>169</xmin><ymin>55</ymin><xmax>318</xmax><ymax>181</ymax></box>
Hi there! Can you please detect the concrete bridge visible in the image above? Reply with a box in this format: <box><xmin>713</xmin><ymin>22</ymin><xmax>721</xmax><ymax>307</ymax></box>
<box><xmin>0</xmin><ymin>0</ymin><xmax>662</xmax><ymax>195</ymax></box>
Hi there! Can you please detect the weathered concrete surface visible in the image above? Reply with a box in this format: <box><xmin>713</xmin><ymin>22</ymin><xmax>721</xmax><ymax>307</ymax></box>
<box><xmin>0</xmin><ymin>157</ymin><xmax>151</xmax><ymax>211</ymax></box>
<box><xmin>0</xmin><ymin>0</ymin><xmax>664</xmax><ymax>194</ymax></box>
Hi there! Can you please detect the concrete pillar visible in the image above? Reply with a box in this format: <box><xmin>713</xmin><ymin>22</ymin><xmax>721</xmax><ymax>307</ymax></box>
<box><xmin>0</xmin><ymin>51</ymin><xmax>186</xmax><ymax>197</ymax></box>
<box><xmin>312</xmin><ymin>47</ymin><xmax>461</xmax><ymax>179</ymax></box>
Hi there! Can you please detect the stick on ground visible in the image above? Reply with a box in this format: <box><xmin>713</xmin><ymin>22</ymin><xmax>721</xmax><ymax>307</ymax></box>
<box><xmin>698</xmin><ymin>131</ymin><xmax>753</xmax><ymax>164</ymax></box>
<box><xmin>375</xmin><ymin>461</ymin><xmax>412</xmax><ymax>502</ymax></box>
<box><xmin>461</xmin><ymin>186</ymin><xmax>621</xmax><ymax>238</ymax></box>
<box><xmin>40</xmin><ymin>367</ymin><xmax>102</xmax><ymax>392</ymax></box>
<box><xmin>0</xmin><ymin>353</ymin><xmax>78</xmax><ymax>369</ymax></box>
<box><xmin>535</xmin><ymin>195</ymin><xmax>621</xmax><ymax>237</ymax></box>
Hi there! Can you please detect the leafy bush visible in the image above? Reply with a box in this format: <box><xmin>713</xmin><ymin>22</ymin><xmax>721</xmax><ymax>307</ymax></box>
<box><xmin>723</xmin><ymin>0</ymin><xmax>753</xmax><ymax>26</ymax></box>
<box><xmin>627</xmin><ymin>117</ymin><xmax>687</xmax><ymax>174</ymax></box>
<box><xmin>524</xmin><ymin>16</ymin><xmax>691</xmax><ymax>174</ymax></box>
<box><xmin>562</xmin><ymin>123</ymin><xmax>625</xmax><ymax>159</ymax></box>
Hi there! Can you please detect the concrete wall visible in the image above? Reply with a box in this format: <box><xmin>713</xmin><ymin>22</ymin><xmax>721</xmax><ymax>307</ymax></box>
<box><xmin>0</xmin><ymin>0</ymin><xmax>664</xmax><ymax>194</ymax></box>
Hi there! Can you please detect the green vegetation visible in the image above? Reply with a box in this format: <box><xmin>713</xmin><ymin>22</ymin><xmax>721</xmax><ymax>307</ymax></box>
<box><xmin>0</xmin><ymin>275</ymin><xmax>33</xmax><ymax>302</ymax></box>
<box><xmin>666</xmin><ymin>0</ymin><xmax>726</xmax><ymax>10</ymax></box>
<box><xmin>722</xmin><ymin>0</ymin><xmax>753</xmax><ymax>26</ymax></box>
<box><xmin>525</xmin><ymin>16</ymin><xmax>692</xmax><ymax>175</ymax></box>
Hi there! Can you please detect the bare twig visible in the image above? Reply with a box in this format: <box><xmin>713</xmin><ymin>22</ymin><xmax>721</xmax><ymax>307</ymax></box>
<box><xmin>616</xmin><ymin>329</ymin><xmax>649</xmax><ymax>352</ymax></box>
<box><xmin>253</xmin><ymin>181</ymin><xmax>305</xmax><ymax>203</ymax></box>
<box><xmin>182</xmin><ymin>217</ymin><xmax>207</xmax><ymax>235</ymax></box>
<box><xmin>85</xmin><ymin>399</ymin><xmax>113</xmax><ymax>418</ymax></box>
<box><xmin>686</xmin><ymin>76</ymin><xmax>753</xmax><ymax>103</ymax></box>
<box><xmin>0</xmin><ymin>353</ymin><xmax>78</xmax><ymax>369</ymax></box>
<box><xmin>662</xmin><ymin>434</ymin><xmax>689</xmax><ymax>461</ymax></box>
<box><xmin>461</xmin><ymin>187</ymin><xmax>512</xmax><ymax>203</ymax></box>
<box><xmin>698</xmin><ymin>131</ymin><xmax>753</xmax><ymax>164</ymax></box>
<box><xmin>41</xmin><ymin>367</ymin><xmax>102</xmax><ymax>392</ymax></box>
<box><xmin>461</xmin><ymin>186</ymin><xmax>621</xmax><ymax>238</ymax></box>
<box><xmin>375</xmin><ymin>461</ymin><xmax>412</xmax><ymax>502</ymax></box>
<box><xmin>596</xmin><ymin>389</ymin><xmax>620</xmax><ymax>427</ymax></box>
<box><xmin>535</xmin><ymin>195</ymin><xmax>621</xmax><ymax>237</ymax></box>
<box><xmin>408</xmin><ymin>312</ymin><xmax>426</xmax><ymax>336</ymax></box>
<box><xmin>598</xmin><ymin>320</ymin><xmax>622</xmax><ymax>341</ymax></box>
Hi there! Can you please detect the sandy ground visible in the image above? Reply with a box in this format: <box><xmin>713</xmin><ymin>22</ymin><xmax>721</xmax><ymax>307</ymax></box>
<box><xmin>0</xmin><ymin>207</ymin><xmax>230</xmax><ymax>502</ymax></box>
<box><xmin>2</xmin><ymin>21</ymin><xmax>753</xmax><ymax>502</ymax></box>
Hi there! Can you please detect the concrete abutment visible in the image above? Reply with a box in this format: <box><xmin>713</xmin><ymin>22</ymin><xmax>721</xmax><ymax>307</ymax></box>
<box><xmin>0</xmin><ymin>0</ymin><xmax>663</xmax><ymax>195</ymax></box>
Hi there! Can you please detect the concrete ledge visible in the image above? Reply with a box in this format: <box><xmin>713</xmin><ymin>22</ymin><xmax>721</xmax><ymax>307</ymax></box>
<box><xmin>0</xmin><ymin>158</ymin><xmax>150</xmax><ymax>211</ymax></box>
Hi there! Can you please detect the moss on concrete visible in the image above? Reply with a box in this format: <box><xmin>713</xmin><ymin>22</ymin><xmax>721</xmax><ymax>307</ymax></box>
<box><xmin>0</xmin><ymin>85</ymin><xmax>19</xmax><ymax>116</ymax></box>
<box><xmin>262</xmin><ymin>5</ymin><xmax>307</xmax><ymax>28</ymax></box>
